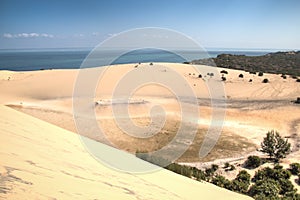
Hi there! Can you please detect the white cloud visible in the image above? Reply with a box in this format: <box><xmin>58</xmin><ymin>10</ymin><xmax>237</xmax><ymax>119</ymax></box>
<box><xmin>3</xmin><ymin>32</ymin><xmax>54</xmax><ymax>39</ymax></box>
<box><xmin>40</xmin><ymin>33</ymin><xmax>54</xmax><ymax>38</ymax></box>
<box><xmin>73</xmin><ymin>34</ymin><xmax>84</xmax><ymax>37</ymax></box>
<box><xmin>3</xmin><ymin>33</ymin><xmax>13</xmax><ymax>38</ymax></box>
<box><xmin>92</xmin><ymin>32</ymin><xmax>99</xmax><ymax>36</ymax></box>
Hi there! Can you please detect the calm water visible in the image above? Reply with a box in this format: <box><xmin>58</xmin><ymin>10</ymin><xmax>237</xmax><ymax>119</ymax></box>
<box><xmin>0</xmin><ymin>48</ymin><xmax>275</xmax><ymax>71</ymax></box>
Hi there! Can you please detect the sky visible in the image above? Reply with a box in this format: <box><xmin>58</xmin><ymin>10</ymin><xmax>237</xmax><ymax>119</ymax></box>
<box><xmin>0</xmin><ymin>0</ymin><xmax>299</xmax><ymax>50</ymax></box>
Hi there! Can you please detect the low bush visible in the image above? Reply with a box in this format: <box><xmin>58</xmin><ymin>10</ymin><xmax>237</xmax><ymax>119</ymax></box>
<box><xmin>262</xmin><ymin>78</ymin><xmax>269</xmax><ymax>83</ymax></box>
<box><xmin>220</xmin><ymin>70</ymin><xmax>228</xmax><ymax>74</ymax></box>
<box><xmin>289</xmin><ymin>163</ymin><xmax>300</xmax><ymax>175</ymax></box>
<box><xmin>258</xmin><ymin>72</ymin><xmax>264</xmax><ymax>76</ymax></box>
<box><xmin>244</xmin><ymin>155</ymin><xmax>262</xmax><ymax>169</ymax></box>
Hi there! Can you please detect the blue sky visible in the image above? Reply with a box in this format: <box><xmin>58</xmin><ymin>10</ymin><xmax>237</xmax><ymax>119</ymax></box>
<box><xmin>0</xmin><ymin>0</ymin><xmax>299</xmax><ymax>49</ymax></box>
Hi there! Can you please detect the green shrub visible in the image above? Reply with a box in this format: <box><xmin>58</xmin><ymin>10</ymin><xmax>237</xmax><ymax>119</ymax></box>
<box><xmin>220</xmin><ymin>70</ymin><xmax>228</xmax><ymax>74</ymax></box>
<box><xmin>278</xmin><ymin>178</ymin><xmax>295</xmax><ymax>195</ymax></box>
<box><xmin>211</xmin><ymin>175</ymin><xmax>231</xmax><ymax>188</ymax></box>
<box><xmin>248</xmin><ymin>179</ymin><xmax>280</xmax><ymax>199</ymax></box>
<box><xmin>205</xmin><ymin>164</ymin><xmax>219</xmax><ymax>177</ymax></box>
<box><xmin>262</xmin><ymin>78</ymin><xmax>269</xmax><ymax>83</ymax></box>
<box><xmin>224</xmin><ymin>162</ymin><xmax>230</xmax><ymax>169</ymax></box>
<box><xmin>245</xmin><ymin>155</ymin><xmax>262</xmax><ymax>169</ymax></box>
<box><xmin>252</xmin><ymin>166</ymin><xmax>291</xmax><ymax>183</ymax></box>
<box><xmin>258</xmin><ymin>72</ymin><xmax>264</xmax><ymax>76</ymax></box>
<box><xmin>289</xmin><ymin>163</ymin><xmax>300</xmax><ymax>175</ymax></box>
<box><xmin>230</xmin><ymin>170</ymin><xmax>251</xmax><ymax>194</ymax></box>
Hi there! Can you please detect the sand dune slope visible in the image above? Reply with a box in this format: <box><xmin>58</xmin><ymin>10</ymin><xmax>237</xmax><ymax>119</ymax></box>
<box><xmin>0</xmin><ymin>105</ymin><xmax>252</xmax><ymax>199</ymax></box>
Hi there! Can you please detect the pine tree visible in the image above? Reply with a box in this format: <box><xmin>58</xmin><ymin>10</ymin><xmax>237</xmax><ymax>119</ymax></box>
<box><xmin>274</xmin><ymin>132</ymin><xmax>291</xmax><ymax>161</ymax></box>
<box><xmin>260</xmin><ymin>130</ymin><xmax>291</xmax><ymax>162</ymax></box>
<box><xmin>261</xmin><ymin>131</ymin><xmax>276</xmax><ymax>159</ymax></box>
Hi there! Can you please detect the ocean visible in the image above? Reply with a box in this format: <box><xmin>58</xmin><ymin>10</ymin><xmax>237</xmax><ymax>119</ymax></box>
<box><xmin>0</xmin><ymin>48</ymin><xmax>277</xmax><ymax>71</ymax></box>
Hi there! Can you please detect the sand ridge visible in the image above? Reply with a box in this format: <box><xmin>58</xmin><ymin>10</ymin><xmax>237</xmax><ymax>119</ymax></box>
<box><xmin>0</xmin><ymin>62</ymin><xmax>299</xmax><ymax>199</ymax></box>
<box><xmin>0</xmin><ymin>105</ymin><xmax>252</xmax><ymax>199</ymax></box>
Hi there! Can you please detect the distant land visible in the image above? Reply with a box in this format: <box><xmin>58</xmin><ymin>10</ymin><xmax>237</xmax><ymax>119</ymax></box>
<box><xmin>192</xmin><ymin>51</ymin><xmax>300</xmax><ymax>76</ymax></box>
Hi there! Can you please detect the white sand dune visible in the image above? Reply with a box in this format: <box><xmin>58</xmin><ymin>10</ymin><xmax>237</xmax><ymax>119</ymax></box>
<box><xmin>0</xmin><ymin>105</ymin><xmax>252</xmax><ymax>199</ymax></box>
<box><xmin>1</xmin><ymin>63</ymin><xmax>299</xmax><ymax>199</ymax></box>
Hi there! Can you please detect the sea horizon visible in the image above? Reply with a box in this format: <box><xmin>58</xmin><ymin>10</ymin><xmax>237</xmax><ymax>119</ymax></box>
<box><xmin>0</xmin><ymin>47</ymin><xmax>299</xmax><ymax>71</ymax></box>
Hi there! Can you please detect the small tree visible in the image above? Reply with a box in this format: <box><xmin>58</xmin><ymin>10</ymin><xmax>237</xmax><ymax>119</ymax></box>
<box><xmin>260</xmin><ymin>131</ymin><xmax>291</xmax><ymax>162</ymax></box>
<box><xmin>261</xmin><ymin>131</ymin><xmax>276</xmax><ymax>159</ymax></box>
<box><xmin>274</xmin><ymin>132</ymin><xmax>291</xmax><ymax>161</ymax></box>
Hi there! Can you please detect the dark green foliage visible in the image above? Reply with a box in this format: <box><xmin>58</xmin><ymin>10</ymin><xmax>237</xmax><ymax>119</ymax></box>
<box><xmin>261</xmin><ymin>131</ymin><xmax>277</xmax><ymax>159</ymax></box>
<box><xmin>165</xmin><ymin>163</ymin><xmax>192</xmax><ymax>178</ymax></box>
<box><xmin>260</xmin><ymin>131</ymin><xmax>291</xmax><ymax>162</ymax></box>
<box><xmin>229</xmin><ymin>165</ymin><xmax>236</xmax><ymax>171</ymax></box>
<box><xmin>282</xmin><ymin>191</ymin><xmax>300</xmax><ymax>200</ymax></box>
<box><xmin>282</xmin><ymin>75</ymin><xmax>287</xmax><ymax>79</ymax></box>
<box><xmin>205</xmin><ymin>164</ymin><xmax>219</xmax><ymax>178</ymax></box>
<box><xmin>249</xmin><ymin>79</ymin><xmax>253</xmax><ymax>82</ymax></box>
<box><xmin>252</xmin><ymin>166</ymin><xmax>291</xmax><ymax>183</ymax></box>
<box><xmin>192</xmin><ymin>51</ymin><xmax>300</xmax><ymax>76</ymax></box>
<box><xmin>207</xmin><ymin>72</ymin><xmax>214</xmax><ymax>77</ymax></box>
<box><xmin>220</xmin><ymin>70</ymin><xmax>228</xmax><ymax>74</ymax></box>
<box><xmin>248</xmin><ymin>179</ymin><xmax>280</xmax><ymax>199</ymax></box>
<box><xmin>230</xmin><ymin>170</ymin><xmax>251</xmax><ymax>194</ymax></box>
<box><xmin>221</xmin><ymin>76</ymin><xmax>226</xmax><ymax>81</ymax></box>
<box><xmin>236</xmin><ymin>170</ymin><xmax>251</xmax><ymax>182</ymax></box>
<box><xmin>289</xmin><ymin>163</ymin><xmax>300</xmax><ymax>175</ymax></box>
<box><xmin>194</xmin><ymin>169</ymin><xmax>207</xmax><ymax>181</ymax></box>
<box><xmin>211</xmin><ymin>164</ymin><xmax>219</xmax><ymax>171</ymax></box>
<box><xmin>278</xmin><ymin>178</ymin><xmax>296</xmax><ymax>195</ymax></box>
<box><xmin>211</xmin><ymin>175</ymin><xmax>231</xmax><ymax>188</ymax></box>
<box><xmin>223</xmin><ymin>162</ymin><xmax>236</xmax><ymax>171</ymax></box>
<box><xmin>251</xmin><ymin>166</ymin><xmax>296</xmax><ymax>198</ymax></box>
<box><xmin>198</xmin><ymin>74</ymin><xmax>202</xmax><ymax>78</ymax></box>
<box><xmin>245</xmin><ymin>155</ymin><xmax>262</xmax><ymax>169</ymax></box>
<box><xmin>258</xmin><ymin>72</ymin><xmax>264</xmax><ymax>76</ymax></box>
<box><xmin>239</xmin><ymin>74</ymin><xmax>244</xmax><ymax>78</ymax></box>
<box><xmin>297</xmin><ymin>79</ymin><xmax>300</xmax><ymax>82</ymax></box>
<box><xmin>224</xmin><ymin>162</ymin><xmax>230</xmax><ymax>168</ymax></box>
<box><xmin>262</xmin><ymin>78</ymin><xmax>269</xmax><ymax>83</ymax></box>
<box><xmin>164</xmin><ymin>163</ymin><xmax>208</xmax><ymax>181</ymax></box>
